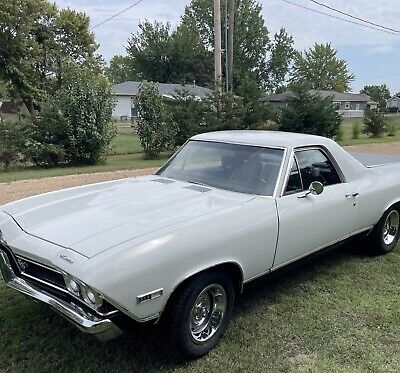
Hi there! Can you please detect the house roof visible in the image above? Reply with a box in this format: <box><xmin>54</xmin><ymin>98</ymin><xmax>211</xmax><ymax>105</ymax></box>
<box><xmin>0</xmin><ymin>100</ymin><xmax>25</xmax><ymax>114</ymax></box>
<box><xmin>263</xmin><ymin>90</ymin><xmax>375</xmax><ymax>104</ymax></box>
<box><xmin>112</xmin><ymin>81</ymin><xmax>212</xmax><ymax>99</ymax></box>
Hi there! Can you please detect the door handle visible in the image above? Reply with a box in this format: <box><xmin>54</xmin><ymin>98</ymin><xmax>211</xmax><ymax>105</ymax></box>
<box><xmin>346</xmin><ymin>192</ymin><xmax>359</xmax><ymax>198</ymax></box>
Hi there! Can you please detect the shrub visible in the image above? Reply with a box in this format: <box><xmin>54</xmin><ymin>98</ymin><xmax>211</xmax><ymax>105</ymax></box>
<box><xmin>335</xmin><ymin>126</ymin><xmax>344</xmax><ymax>142</ymax></box>
<box><xmin>134</xmin><ymin>82</ymin><xmax>176</xmax><ymax>158</ymax></box>
<box><xmin>278</xmin><ymin>86</ymin><xmax>342</xmax><ymax>137</ymax></box>
<box><xmin>352</xmin><ymin>121</ymin><xmax>361</xmax><ymax>139</ymax></box>
<box><xmin>0</xmin><ymin>119</ymin><xmax>28</xmax><ymax>170</ymax></box>
<box><xmin>363</xmin><ymin>108</ymin><xmax>387</xmax><ymax>138</ymax></box>
<box><xmin>387</xmin><ymin>121</ymin><xmax>397</xmax><ymax>137</ymax></box>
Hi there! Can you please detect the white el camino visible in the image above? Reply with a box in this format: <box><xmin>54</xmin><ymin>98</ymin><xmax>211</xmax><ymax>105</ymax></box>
<box><xmin>1</xmin><ymin>131</ymin><xmax>400</xmax><ymax>358</ymax></box>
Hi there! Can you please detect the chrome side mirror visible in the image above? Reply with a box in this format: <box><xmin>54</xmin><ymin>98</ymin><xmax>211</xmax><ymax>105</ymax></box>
<box><xmin>309</xmin><ymin>181</ymin><xmax>324</xmax><ymax>196</ymax></box>
<box><xmin>298</xmin><ymin>181</ymin><xmax>324</xmax><ymax>198</ymax></box>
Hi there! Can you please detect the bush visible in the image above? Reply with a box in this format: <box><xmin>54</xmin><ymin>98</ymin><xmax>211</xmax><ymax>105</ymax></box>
<box><xmin>352</xmin><ymin>121</ymin><xmax>361</xmax><ymax>139</ymax></box>
<box><xmin>0</xmin><ymin>119</ymin><xmax>28</xmax><ymax>170</ymax></box>
<box><xmin>387</xmin><ymin>121</ymin><xmax>397</xmax><ymax>137</ymax></box>
<box><xmin>135</xmin><ymin>82</ymin><xmax>176</xmax><ymax>158</ymax></box>
<box><xmin>335</xmin><ymin>126</ymin><xmax>344</xmax><ymax>142</ymax></box>
<box><xmin>278</xmin><ymin>87</ymin><xmax>342</xmax><ymax>137</ymax></box>
<box><xmin>363</xmin><ymin>108</ymin><xmax>387</xmax><ymax>138</ymax></box>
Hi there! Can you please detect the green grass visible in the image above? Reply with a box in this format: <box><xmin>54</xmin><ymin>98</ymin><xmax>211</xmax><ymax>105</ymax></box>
<box><xmin>338</xmin><ymin>116</ymin><xmax>400</xmax><ymax>146</ymax></box>
<box><xmin>1</xmin><ymin>242</ymin><xmax>400</xmax><ymax>372</ymax></box>
<box><xmin>0</xmin><ymin>135</ymin><xmax>169</xmax><ymax>183</ymax></box>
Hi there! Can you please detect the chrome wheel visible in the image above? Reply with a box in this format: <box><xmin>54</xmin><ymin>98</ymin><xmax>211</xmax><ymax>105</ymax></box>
<box><xmin>189</xmin><ymin>284</ymin><xmax>227</xmax><ymax>344</ymax></box>
<box><xmin>383</xmin><ymin>210</ymin><xmax>400</xmax><ymax>245</ymax></box>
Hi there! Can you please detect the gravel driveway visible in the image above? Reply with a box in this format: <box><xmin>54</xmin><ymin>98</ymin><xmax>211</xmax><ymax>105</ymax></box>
<box><xmin>1</xmin><ymin>142</ymin><xmax>400</xmax><ymax>206</ymax></box>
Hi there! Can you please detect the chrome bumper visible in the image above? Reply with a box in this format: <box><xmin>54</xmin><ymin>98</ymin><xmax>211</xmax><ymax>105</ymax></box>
<box><xmin>0</xmin><ymin>250</ymin><xmax>122</xmax><ymax>341</ymax></box>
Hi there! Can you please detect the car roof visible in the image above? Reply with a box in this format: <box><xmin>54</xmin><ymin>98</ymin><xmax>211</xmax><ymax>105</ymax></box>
<box><xmin>191</xmin><ymin>130</ymin><xmax>332</xmax><ymax>149</ymax></box>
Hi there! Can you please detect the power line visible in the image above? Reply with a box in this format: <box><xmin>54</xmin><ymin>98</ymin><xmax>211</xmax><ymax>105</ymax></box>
<box><xmin>280</xmin><ymin>0</ymin><xmax>400</xmax><ymax>37</ymax></box>
<box><xmin>90</xmin><ymin>0</ymin><xmax>146</xmax><ymax>30</ymax></box>
<box><xmin>309</xmin><ymin>0</ymin><xmax>400</xmax><ymax>34</ymax></box>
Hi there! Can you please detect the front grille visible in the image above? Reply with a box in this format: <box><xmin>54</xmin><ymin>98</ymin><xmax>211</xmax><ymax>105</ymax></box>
<box><xmin>15</xmin><ymin>256</ymin><xmax>66</xmax><ymax>289</ymax></box>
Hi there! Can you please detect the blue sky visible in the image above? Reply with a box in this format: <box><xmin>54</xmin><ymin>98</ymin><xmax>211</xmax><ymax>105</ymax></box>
<box><xmin>54</xmin><ymin>0</ymin><xmax>400</xmax><ymax>94</ymax></box>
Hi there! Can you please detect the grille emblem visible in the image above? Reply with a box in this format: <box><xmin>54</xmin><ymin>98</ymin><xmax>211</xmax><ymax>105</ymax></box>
<box><xmin>17</xmin><ymin>258</ymin><xmax>28</xmax><ymax>271</ymax></box>
<box><xmin>59</xmin><ymin>254</ymin><xmax>74</xmax><ymax>264</ymax></box>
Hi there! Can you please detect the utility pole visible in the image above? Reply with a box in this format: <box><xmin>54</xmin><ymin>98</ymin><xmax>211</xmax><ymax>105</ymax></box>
<box><xmin>214</xmin><ymin>0</ymin><xmax>222</xmax><ymax>91</ymax></box>
<box><xmin>225</xmin><ymin>0</ymin><xmax>229</xmax><ymax>92</ymax></box>
<box><xmin>227</xmin><ymin>0</ymin><xmax>235</xmax><ymax>92</ymax></box>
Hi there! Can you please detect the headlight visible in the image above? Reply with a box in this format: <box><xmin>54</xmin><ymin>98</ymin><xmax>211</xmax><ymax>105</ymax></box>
<box><xmin>81</xmin><ymin>286</ymin><xmax>103</xmax><ymax>310</ymax></box>
<box><xmin>63</xmin><ymin>274</ymin><xmax>81</xmax><ymax>296</ymax></box>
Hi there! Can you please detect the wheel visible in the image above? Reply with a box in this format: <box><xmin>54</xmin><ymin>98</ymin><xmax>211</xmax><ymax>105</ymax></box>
<box><xmin>369</xmin><ymin>207</ymin><xmax>400</xmax><ymax>255</ymax></box>
<box><xmin>165</xmin><ymin>271</ymin><xmax>235</xmax><ymax>359</ymax></box>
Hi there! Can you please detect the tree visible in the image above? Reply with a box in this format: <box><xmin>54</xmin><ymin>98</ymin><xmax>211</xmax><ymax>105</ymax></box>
<box><xmin>134</xmin><ymin>82</ymin><xmax>175</xmax><ymax>158</ymax></box>
<box><xmin>360</xmin><ymin>85</ymin><xmax>391</xmax><ymax>111</ymax></box>
<box><xmin>0</xmin><ymin>80</ymin><xmax>8</xmax><ymax>100</ymax></box>
<box><xmin>290</xmin><ymin>43</ymin><xmax>354</xmax><ymax>93</ymax></box>
<box><xmin>264</xmin><ymin>28</ymin><xmax>294</xmax><ymax>93</ymax></box>
<box><xmin>0</xmin><ymin>0</ymin><xmax>98</xmax><ymax>113</ymax></box>
<box><xmin>0</xmin><ymin>119</ymin><xmax>28</xmax><ymax>170</ymax></box>
<box><xmin>180</xmin><ymin>0</ymin><xmax>270</xmax><ymax>88</ymax></box>
<box><xmin>27</xmin><ymin>62</ymin><xmax>116</xmax><ymax>165</ymax></box>
<box><xmin>126</xmin><ymin>21</ymin><xmax>213</xmax><ymax>86</ymax></box>
<box><xmin>278</xmin><ymin>86</ymin><xmax>342</xmax><ymax>138</ymax></box>
<box><xmin>107</xmin><ymin>55</ymin><xmax>139</xmax><ymax>84</ymax></box>
<box><xmin>363</xmin><ymin>107</ymin><xmax>387</xmax><ymax>138</ymax></box>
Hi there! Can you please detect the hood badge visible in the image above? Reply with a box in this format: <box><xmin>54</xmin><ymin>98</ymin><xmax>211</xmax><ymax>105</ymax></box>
<box><xmin>59</xmin><ymin>254</ymin><xmax>74</xmax><ymax>264</ymax></box>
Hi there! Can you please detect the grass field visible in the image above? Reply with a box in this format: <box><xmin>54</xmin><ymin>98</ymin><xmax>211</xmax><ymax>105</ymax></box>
<box><xmin>338</xmin><ymin>116</ymin><xmax>400</xmax><ymax>146</ymax></box>
<box><xmin>1</xmin><ymin>241</ymin><xmax>399</xmax><ymax>372</ymax></box>
<box><xmin>0</xmin><ymin>135</ymin><xmax>169</xmax><ymax>183</ymax></box>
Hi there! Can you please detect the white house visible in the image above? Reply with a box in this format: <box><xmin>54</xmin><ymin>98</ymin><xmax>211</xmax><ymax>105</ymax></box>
<box><xmin>386</xmin><ymin>96</ymin><xmax>400</xmax><ymax>113</ymax></box>
<box><xmin>112</xmin><ymin>81</ymin><xmax>212</xmax><ymax>120</ymax></box>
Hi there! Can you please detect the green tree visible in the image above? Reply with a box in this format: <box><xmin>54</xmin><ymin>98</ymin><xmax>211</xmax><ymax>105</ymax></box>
<box><xmin>134</xmin><ymin>82</ymin><xmax>175</xmax><ymax>158</ymax></box>
<box><xmin>0</xmin><ymin>0</ymin><xmax>98</xmax><ymax>113</ymax></box>
<box><xmin>0</xmin><ymin>119</ymin><xmax>28</xmax><ymax>170</ymax></box>
<box><xmin>278</xmin><ymin>86</ymin><xmax>342</xmax><ymax>138</ymax></box>
<box><xmin>27</xmin><ymin>63</ymin><xmax>116</xmax><ymax>165</ymax></box>
<box><xmin>107</xmin><ymin>55</ymin><xmax>139</xmax><ymax>84</ymax></box>
<box><xmin>360</xmin><ymin>85</ymin><xmax>391</xmax><ymax>111</ymax></box>
<box><xmin>180</xmin><ymin>0</ymin><xmax>270</xmax><ymax>88</ymax></box>
<box><xmin>0</xmin><ymin>80</ymin><xmax>8</xmax><ymax>100</ymax></box>
<box><xmin>363</xmin><ymin>107</ymin><xmax>387</xmax><ymax>138</ymax></box>
<box><xmin>264</xmin><ymin>28</ymin><xmax>294</xmax><ymax>93</ymax></box>
<box><xmin>290</xmin><ymin>43</ymin><xmax>354</xmax><ymax>93</ymax></box>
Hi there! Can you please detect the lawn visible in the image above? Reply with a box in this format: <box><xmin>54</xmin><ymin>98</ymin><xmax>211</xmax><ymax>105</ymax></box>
<box><xmin>338</xmin><ymin>116</ymin><xmax>400</xmax><ymax>146</ymax></box>
<box><xmin>0</xmin><ymin>135</ymin><xmax>169</xmax><ymax>183</ymax></box>
<box><xmin>1</xmin><ymin>241</ymin><xmax>399</xmax><ymax>372</ymax></box>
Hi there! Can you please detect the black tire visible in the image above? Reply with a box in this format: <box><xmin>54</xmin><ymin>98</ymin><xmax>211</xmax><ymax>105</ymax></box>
<box><xmin>164</xmin><ymin>271</ymin><xmax>235</xmax><ymax>359</ymax></box>
<box><xmin>369</xmin><ymin>206</ymin><xmax>400</xmax><ymax>255</ymax></box>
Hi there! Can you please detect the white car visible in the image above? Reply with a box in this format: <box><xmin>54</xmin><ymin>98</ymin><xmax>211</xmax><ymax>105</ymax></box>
<box><xmin>1</xmin><ymin>131</ymin><xmax>399</xmax><ymax>358</ymax></box>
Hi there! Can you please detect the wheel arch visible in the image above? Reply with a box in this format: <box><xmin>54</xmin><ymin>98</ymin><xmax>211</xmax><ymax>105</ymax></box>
<box><xmin>159</xmin><ymin>261</ymin><xmax>244</xmax><ymax>320</ymax></box>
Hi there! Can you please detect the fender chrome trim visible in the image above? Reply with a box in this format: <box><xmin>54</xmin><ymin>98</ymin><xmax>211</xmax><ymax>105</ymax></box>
<box><xmin>0</xmin><ymin>250</ymin><xmax>122</xmax><ymax>341</ymax></box>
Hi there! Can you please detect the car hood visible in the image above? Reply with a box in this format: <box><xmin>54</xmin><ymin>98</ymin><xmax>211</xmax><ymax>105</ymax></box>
<box><xmin>3</xmin><ymin>176</ymin><xmax>254</xmax><ymax>258</ymax></box>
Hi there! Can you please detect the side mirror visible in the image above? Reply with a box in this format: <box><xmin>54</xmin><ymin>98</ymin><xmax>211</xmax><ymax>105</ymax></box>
<box><xmin>309</xmin><ymin>181</ymin><xmax>324</xmax><ymax>196</ymax></box>
<box><xmin>298</xmin><ymin>181</ymin><xmax>324</xmax><ymax>199</ymax></box>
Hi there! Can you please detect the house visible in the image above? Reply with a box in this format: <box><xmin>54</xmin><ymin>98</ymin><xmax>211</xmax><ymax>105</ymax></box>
<box><xmin>386</xmin><ymin>96</ymin><xmax>400</xmax><ymax>113</ymax></box>
<box><xmin>112</xmin><ymin>81</ymin><xmax>212</xmax><ymax>120</ymax></box>
<box><xmin>262</xmin><ymin>90</ymin><xmax>378</xmax><ymax>118</ymax></box>
<box><xmin>0</xmin><ymin>100</ymin><xmax>30</xmax><ymax>122</ymax></box>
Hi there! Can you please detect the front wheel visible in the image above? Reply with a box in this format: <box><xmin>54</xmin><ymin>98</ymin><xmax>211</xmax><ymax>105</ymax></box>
<box><xmin>165</xmin><ymin>271</ymin><xmax>235</xmax><ymax>359</ymax></box>
<box><xmin>369</xmin><ymin>207</ymin><xmax>400</xmax><ymax>255</ymax></box>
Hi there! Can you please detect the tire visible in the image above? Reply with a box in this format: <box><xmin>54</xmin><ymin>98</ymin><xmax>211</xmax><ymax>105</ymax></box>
<box><xmin>369</xmin><ymin>207</ymin><xmax>400</xmax><ymax>255</ymax></box>
<box><xmin>164</xmin><ymin>271</ymin><xmax>235</xmax><ymax>359</ymax></box>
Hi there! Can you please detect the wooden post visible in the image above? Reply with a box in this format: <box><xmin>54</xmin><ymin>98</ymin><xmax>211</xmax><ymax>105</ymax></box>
<box><xmin>227</xmin><ymin>0</ymin><xmax>235</xmax><ymax>92</ymax></box>
<box><xmin>214</xmin><ymin>0</ymin><xmax>222</xmax><ymax>90</ymax></box>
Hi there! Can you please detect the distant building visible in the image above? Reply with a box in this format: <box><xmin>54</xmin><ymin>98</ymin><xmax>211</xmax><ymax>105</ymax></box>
<box><xmin>112</xmin><ymin>81</ymin><xmax>212</xmax><ymax>120</ymax></box>
<box><xmin>262</xmin><ymin>90</ymin><xmax>378</xmax><ymax>118</ymax></box>
<box><xmin>386</xmin><ymin>96</ymin><xmax>400</xmax><ymax>113</ymax></box>
<box><xmin>0</xmin><ymin>100</ymin><xmax>30</xmax><ymax>122</ymax></box>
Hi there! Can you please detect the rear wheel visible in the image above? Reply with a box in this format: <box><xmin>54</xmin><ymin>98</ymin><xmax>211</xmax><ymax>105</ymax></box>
<box><xmin>369</xmin><ymin>207</ymin><xmax>400</xmax><ymax>255</ymax></box>
<box><xmin>165</xmin><ymin>271</ymin><xmax>235</xmax><ymax>359</ymax></box>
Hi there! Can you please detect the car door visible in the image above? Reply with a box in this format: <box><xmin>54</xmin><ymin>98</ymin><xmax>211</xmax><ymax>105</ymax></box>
<box><xmin>273</xmin><ymin>147</ymin><xmax>360</xmax><ymax>268</ymax></box>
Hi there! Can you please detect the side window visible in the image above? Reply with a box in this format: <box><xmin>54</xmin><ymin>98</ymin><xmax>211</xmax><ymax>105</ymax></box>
<box><xmin>285</xmin><ymin>157</ymin><xmax>302</xmax><ymax>195</ymax></box>
<box><xmin>295</xmin><ymin>149</ymin><xmax>342</xmax><ymax>189</ymax></box>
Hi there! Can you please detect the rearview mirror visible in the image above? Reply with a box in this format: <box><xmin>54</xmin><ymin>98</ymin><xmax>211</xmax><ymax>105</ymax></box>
<box><xmin>309</xmin><ymin>181</ymin><xmax>324</xmax><ymax>196</ymax></box>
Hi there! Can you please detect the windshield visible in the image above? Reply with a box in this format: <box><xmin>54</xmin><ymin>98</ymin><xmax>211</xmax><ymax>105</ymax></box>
<box><xmin>157</xmin><ymin>140</ymin><xmax>285</xmax><ymax>196</ymax></box>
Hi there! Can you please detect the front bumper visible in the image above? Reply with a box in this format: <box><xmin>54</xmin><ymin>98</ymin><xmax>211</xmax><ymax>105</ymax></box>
<box><xmin>0</xmin><ymin>250</ymin><xmax>123</xmax><ymax>341</ymax></box>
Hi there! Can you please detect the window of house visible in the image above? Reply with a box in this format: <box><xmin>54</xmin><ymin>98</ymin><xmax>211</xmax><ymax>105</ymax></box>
<box><xmin>345</xmin><ymin>102</ymin><xmax>350</xmax><ymax>109</ymax></box>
